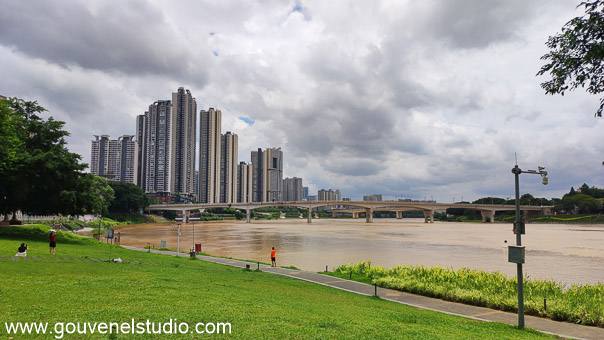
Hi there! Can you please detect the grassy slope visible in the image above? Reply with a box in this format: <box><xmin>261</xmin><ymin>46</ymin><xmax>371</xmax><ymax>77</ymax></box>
<box><xmin>0</xmin><ymin>226</ymin><xmax>552</xmax><ymax>339</ymax></box>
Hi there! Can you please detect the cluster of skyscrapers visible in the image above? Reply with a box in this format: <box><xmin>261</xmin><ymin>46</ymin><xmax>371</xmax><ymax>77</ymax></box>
<box><xmin>90</xmin><ymin>87</ymin><xmax>304</xmax><ymax>203</ymax></box>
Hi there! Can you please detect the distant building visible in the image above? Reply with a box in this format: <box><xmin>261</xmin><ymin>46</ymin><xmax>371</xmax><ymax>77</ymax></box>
<box><xmin>283</xmin><ymin>177</ymin><xmax>303</xmax><ymax>201</ymax></box>
<box><xmin>90</xmin><ymin>135</ymin><xmax>137</xmax><ymax>184</ymax></box>
<box><xmin>251</xmin><ymin>147</ymin><xmax>283</xmax><ymax>202</ymax></box>
<box><xmin>199</xmin><ymin>108</ymin><xmax>221</xmax><ymax>203</ymax></box>
<box><xmin>219</xmin><ymin>131</ymin><xmax>238</xmax><ymax>203</ymax></box>
<box><xmin>307</xmin><ymin>195</ymin><xmax>317</xmax><ymax>201</ymax></box>
<box><xmin>144</xmin><ymin>99</ymin><xmax>172</xmax><ymax>193</ymax></box>
<box><xmin>170</xmin><ymin>88</ymin><xmax>197</xmax><ymax>197</ymax></box>
<box><xmin>237</xmin><ymin>162</ymin><xmax>253</xmax><ymax>203</ymax></box>
<box><xmin>135</xmin><ymin>114</ymin><xmax>148</xmax><ymax>191</ymax></box>
<box><xmin>363</xmin><ymin>194</ymin><xmax>382</xmax><ymax>201</ymax></box>
<box><xmin>318</xmin><ymin>189</ymin><xmax>337</xmax><ymax>201</ymax></box>
<box><xmin>302</xmin><ymin>186</ymin><xmax>309</xmax><ymax>200</ymax></box>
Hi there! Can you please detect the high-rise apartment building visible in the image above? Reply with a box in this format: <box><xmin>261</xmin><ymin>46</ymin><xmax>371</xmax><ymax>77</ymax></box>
<box><xmin>363</xmin><ymin>194</ymin><xmax>383</xmax><ymax>201</ymax></box>
<box><xmin>90</xmin><ymin>135</ymin><xmax>137</xmax><ymax>184</ymax></box>
<box><xmin>144</xmin><ymin>100</ymin><xmax>172</xmax><ymax>193</ymax></box>
<box><xmin>199</xmin><ymin>108</ymin><xmax>221</xmax><ymax>203</ymax></box>
<box><xmin>220</xmin><ymin>131</ymin><xmax>238</xmax><ymax>203</ymax></box>
<box><xmin>135</xmin><ymin>114</ymin><xmax>148</xmax><ymax>191</ymax></box>
<box><xmin>283</xmin><ymin>177</ymin><xmax>303</xmax><ymax>201</ymax></box>
<box><xmin>170</xmin><ymin>88</ymin><xmax>197</xmax><ymax>197</ymax></box>
<box><xmin>237</xmin><ymin>162</ymin><xmax>253</xmax><ymax>203</ymax></box>
<box><xmin>318</xmin><ymin>189</ymin><xmax>337</xmax><ymax>201</ymax></box>
<box><xmin>251</xmin><ymin>147</ymin><xmax>283</xmax><ymax>202</ymax></box>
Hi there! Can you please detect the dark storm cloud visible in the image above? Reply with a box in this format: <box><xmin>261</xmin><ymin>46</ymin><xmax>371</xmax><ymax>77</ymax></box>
<box><xmin>0</xmin><ymin>0</ymin><xmax>210</xmax><ymax>85</ymax></box>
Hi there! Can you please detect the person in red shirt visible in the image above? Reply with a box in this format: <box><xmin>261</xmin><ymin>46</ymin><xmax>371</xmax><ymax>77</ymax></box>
<box><xmin>270</xmin><ymin>247</ymin><xmax>276</xmax><ymax>267</ymax></box>
<box><xmin>49</xmin><ymin>229</ymin><xmax>56</xmax><ymax>255</ymax></box>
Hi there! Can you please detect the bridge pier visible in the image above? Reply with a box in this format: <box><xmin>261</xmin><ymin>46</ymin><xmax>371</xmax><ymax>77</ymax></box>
<box><xmin>182</xmin><ymin>210</ymin><xmax>190</xmax><ymax>223</ymax></box>
<box><xmin>423</xmin><ymin>210</ymin><xmax>434</xmax><ymax>223</ymax></box>
<box><xmin>481</xmin><ymin>210</ymin><xmax>495</xmax><ymax>223</ymax></box>
<box><xmin>396</xmin><ymin>211</ymin><xmax>403</xmax><ymax>219</ymax></box>
<box><xmin>246</xmin><ymin>208</ymin><xmax>251</xmax><ymax>223</ymax></box>
<box><xmin>307</xmin><ymin>208</ymin><xmax>312</xmax><ymax>223</ymax></box>
<box><xmin>365</xmin><ymin>208</ymin><xmax>373</xmax><ymax>223</ymax></box>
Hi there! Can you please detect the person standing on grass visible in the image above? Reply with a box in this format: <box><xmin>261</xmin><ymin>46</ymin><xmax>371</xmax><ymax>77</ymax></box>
<box><xmin>271</xmin><ymin>247</ymin><xmax>276</xmax><ymax>267</ymax></box>
<box><xmin>49</xmin><ymin>229</ymin><xmax>56</xmax><ymax>255</ymax></box>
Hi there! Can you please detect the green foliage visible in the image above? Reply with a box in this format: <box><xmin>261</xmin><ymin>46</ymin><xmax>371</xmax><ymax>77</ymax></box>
<box><xmin>104</xmin><ymin>213</ymin><xmax>148</xmax><ymax>224</ymax></box>
<box><xmin>108</xmin><ymin>181</ymin><xmax>150</xmax><ymax>213</ymax></box>
<box><xmin>61</xmin><ymin>174</ymin><xmax>114</xmax><ymax>216</ymax></box>
<box><xmin>204</xmin><ymin>207</ymin><xmax>245</xmax><ymax>219</ymax></box>
<box><xmin>0</xmin><ymin>97</ymin><xmax>87</xmax><ymax>217</ymax></box>
<box><xmin>538</xmin><ymin>0</ymin><xmax>604</xmax><ymax>117</ymax></box>
<box><xmin>86</xmin><ymin>218</ymin><xmax>122</xmax><ymax>230</ymax></box>
<box><xmin>334</xmin><ymin>261</ymin><xmax>604</xmax><ymax>327</ymax></box>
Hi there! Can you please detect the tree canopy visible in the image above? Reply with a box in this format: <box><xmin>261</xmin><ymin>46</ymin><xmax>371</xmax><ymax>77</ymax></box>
<box><xmin>538</xmin><ymin>1</ymin><xmax>604</xmax><ymax>117</ymax></box>
<box><xmin>0</xmin><ymin>97</ymin><xmax>94</xmax><ymax>218</ymax></box>
<box><xmin>108</xmin><ymin>181</ymin><xmax>149</xmax><ymax>213</ymax></box>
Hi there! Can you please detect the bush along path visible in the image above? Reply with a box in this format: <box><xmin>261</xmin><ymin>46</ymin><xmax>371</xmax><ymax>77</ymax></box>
<box><xmin>331</xmin><ymin>261</ymin><xmax>604</xmax><ymax>328</ymax></box>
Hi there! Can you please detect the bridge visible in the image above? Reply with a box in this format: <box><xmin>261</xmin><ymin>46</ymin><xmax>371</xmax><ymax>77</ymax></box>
<box><xmin>146</xmin><ymin>201</ymin><xmax>553</xmax><ymax>223</ymax></box>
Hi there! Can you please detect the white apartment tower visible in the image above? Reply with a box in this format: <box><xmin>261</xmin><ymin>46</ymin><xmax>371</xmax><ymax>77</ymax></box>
<box><xmin>199</xmin><ymin>108</ymin><xmax>222</xmax><ymax>203</ymax></box>
<box><xmin>90</xmin><ymin>135</ymin><xmax>137</xmax><ymax>184</ymax></box>
<box><xmin>220</xmin><ymin>132</ymin><xmax>238</xmax><ymax>203</ymax></box>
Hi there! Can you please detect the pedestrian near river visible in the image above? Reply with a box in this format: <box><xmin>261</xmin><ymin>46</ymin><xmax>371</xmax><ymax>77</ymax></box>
<box><xmin>49</xmin><ymin>229</ymin><xmax>56</xmax><ymax>255</ymax></box>
<box><xmin>271</xmin><ymin>247</ymin><xmax>276</xmax><ymax>267</ymax></box>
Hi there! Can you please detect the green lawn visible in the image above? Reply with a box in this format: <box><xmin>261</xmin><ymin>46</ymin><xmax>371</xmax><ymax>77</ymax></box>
<box><xmin>0</xmin><ymin>225</ymin><xmax>553</xmax><ymax>339</ymax></box>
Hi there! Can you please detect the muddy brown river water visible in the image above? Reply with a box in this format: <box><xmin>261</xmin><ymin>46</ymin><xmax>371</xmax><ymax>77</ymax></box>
<box><xmin>114</xmin><ymin>219</ymin><xmax>604</xmax><ymax>285</ymax></box>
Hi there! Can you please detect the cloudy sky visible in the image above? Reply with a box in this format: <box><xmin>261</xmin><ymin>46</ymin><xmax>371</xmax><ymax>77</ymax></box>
<box><xmin>1</xmin><ymin>0</ymin><xmax>602</xmax><ymax>202</ymax></box>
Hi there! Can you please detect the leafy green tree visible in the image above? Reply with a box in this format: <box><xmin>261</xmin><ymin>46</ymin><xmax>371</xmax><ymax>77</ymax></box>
<box><xmin>472</xmin><ymin>197</ymin><xmax>507</xmax><ymax>205</ymax></box>
<box><xmin>537</xmin><ymin>0</ymin><xmax>604</xmax><ymax>117</ymax></box>
<box><xmin>562</xmin><ymin>193</ymin><xmax>602</xmax><ymax>213</ymax></box>
<box><xmin>107</xmin><ymin>181</ymin><xmax>149</xmax><ymax>213</ymax></box>
<box><xmin>519</xmin><ymin>193</ymin><xmax>536</xmax><ymax>206</ymax></box>
<box><xmin>0</xmin><ymin>97</ymin><xmax>87</xmax><ymax>218</ymax></box>
<box><xmin>60</xmin><ymin>174</ymin><xmax>114</xmax><ymax>216</ymax></box>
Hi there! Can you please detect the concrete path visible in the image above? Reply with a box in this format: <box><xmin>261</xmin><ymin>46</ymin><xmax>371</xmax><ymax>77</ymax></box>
<box><xmin>122</xmin><ymin>246</ymin><xmax>604</xmax><ymax>340</ymax></box>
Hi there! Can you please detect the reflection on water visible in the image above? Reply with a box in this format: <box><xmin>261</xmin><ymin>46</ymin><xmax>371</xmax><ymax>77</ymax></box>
<box><xmin>115</xmin><ymin>219</ymin><xmax>604</xmax><ymax>285</ymax></box>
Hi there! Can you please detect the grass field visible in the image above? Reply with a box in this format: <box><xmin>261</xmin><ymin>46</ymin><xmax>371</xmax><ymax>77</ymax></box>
<box><xmin>0</xmin><ymin>225</ymin><xmax>553</xmax><ymax>339</ymax></box>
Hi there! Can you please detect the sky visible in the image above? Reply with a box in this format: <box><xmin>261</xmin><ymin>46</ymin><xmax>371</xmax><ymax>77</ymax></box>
<box><xmin>1</xmin><ymin>0</ymin><xmax>602</xmax><ymax>202</ymax></box>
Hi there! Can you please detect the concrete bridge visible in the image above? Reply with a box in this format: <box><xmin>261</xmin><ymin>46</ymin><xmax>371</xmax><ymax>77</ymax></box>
<box><xmin>146</xmin><ymin>201</ymin><xmax>553</xmax><ymax>223</ymax></box>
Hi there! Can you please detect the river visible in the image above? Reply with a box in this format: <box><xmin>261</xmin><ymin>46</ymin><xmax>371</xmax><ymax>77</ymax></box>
<box><xmin>114</xmin><ymin>219</ymin><xmax>604</xmax><ymax>285</ymax></box>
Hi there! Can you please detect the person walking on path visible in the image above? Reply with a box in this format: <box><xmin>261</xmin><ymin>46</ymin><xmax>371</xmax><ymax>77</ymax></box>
<box><xmin>270</xmin><ymin>247</ymin><xmax>276</xmax><ymax>267</ymax></box>
<box><xmin>49</xmin><ymin>229</ymin><xmax>56</xmax><ymax>255</ymax></box>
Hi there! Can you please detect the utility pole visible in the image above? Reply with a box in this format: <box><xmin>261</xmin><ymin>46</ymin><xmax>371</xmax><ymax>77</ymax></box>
<box><xmin>510</xmin><ymin>164</ymin><xmax>548</xmax><ymax>329</ymax></box>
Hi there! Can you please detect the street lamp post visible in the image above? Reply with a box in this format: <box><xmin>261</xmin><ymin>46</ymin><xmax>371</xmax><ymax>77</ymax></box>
<box><xmin>172</xmin><ymin>223</ymin><xmax>181</xmax><ymax>257</ymax></box>
<box><xmin>98</xmin><ymin>194</ymin><xmax>103</xmax><ymax>241</ymax></box>
<box><xmin>511</xmin><ymin>164</ymin><xmax>548</xmax><ymax>329</ymax></box>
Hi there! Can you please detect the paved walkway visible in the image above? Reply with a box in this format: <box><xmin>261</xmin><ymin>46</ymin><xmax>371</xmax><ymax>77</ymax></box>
<box><xmin>122</xmin><ymin>246</ymin><xmax>603</xmax><ymax>340</ymax></box>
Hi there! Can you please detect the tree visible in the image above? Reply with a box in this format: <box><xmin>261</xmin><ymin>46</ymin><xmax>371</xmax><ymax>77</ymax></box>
<box><xmin>108</xmin><ymin>181</ymin><xmax>149</xmax><ymax>213</ymax></box>
<box><xmin>537</xmin><ymin>1</ymin><xmax>604</xmax><ymax>117</ymax></box>
<box><xmin>60</xmin><ymin>174</ymin><xmax>114</xmax><ymax>216</ymax></box>
<box><xmin>0</xmin><ymin>97</ymin><xmax>87</xmax><ymax>218</ymax></box>
<box><xmin>561</xmin><ymin>193</ymin><xmax>602</xmax><ymax>213</ymax></box>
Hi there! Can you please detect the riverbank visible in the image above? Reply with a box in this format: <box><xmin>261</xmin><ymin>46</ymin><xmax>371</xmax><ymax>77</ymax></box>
<box><xmin>0</xmin><ymin>225</ymin><xmax>552</xmax><ymax>339</ymax></box>
<box><xmin>111</xmin><ymin>218</ymin><xmax>604</xmax><ymax>285</ymax></box>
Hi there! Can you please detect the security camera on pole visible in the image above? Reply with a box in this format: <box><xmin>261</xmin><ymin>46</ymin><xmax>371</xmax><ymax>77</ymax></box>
<box><xmin>510</xmin><ymin>163</ymin><xmax>548</xmax><ymax>329</ymax></box>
